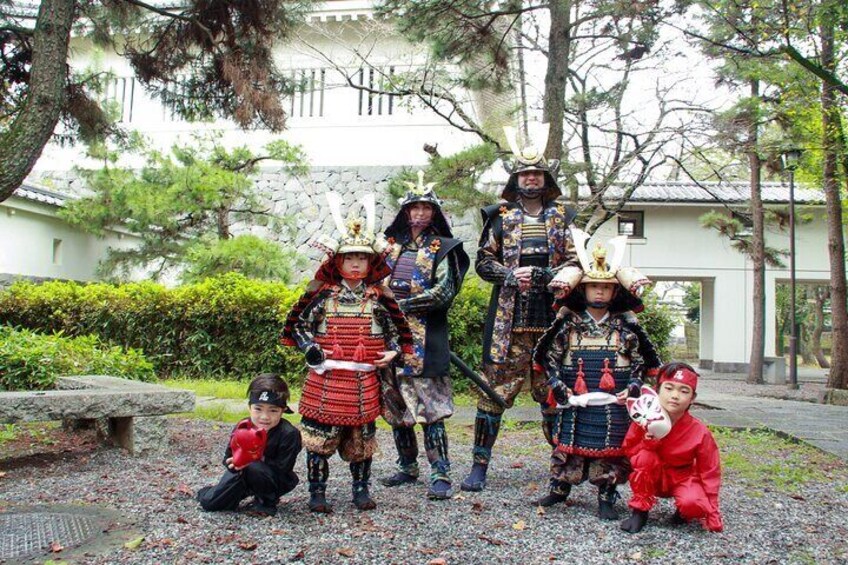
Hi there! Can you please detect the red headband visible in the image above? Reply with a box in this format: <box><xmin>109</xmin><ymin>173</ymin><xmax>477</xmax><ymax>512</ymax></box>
<box><xmin>659</xmin><ymin>367</ymin><xmax>698</xmax><ymax>392</ymax></box>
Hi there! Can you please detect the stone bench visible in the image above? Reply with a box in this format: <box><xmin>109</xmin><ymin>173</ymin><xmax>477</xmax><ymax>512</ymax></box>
<box><xmin>763</xmin><ymin>356</ymin><xmax>787</xmax><ymax>385</ymax></box>
<box><xmin>0</xmin><ymin>375</ymin><xmax>195</xmax><ymax>454</ymax></box>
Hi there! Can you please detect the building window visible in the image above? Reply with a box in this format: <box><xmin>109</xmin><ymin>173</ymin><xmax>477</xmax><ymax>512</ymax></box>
<box><xmin>52</xmin><ymin>239</ymin><xmax>63</xmax><ymax>265</ymax></box>
<box><xmin>357</xmin><ymin>66</ymin><xmax>395</xmax><ymax>116</ymax></box>
<box><xmin>289</xmin><ymin>68</ymin><xmax>325</xmax><ymax>118</ymax></box>
<box><xmin>618</xmin><ymin>211</ymin><xmax>644</xmax><ymax>238</ymax></box>
<box><xmin>104</xmin><ymin>77</ymin><xmax>136</xmax><ymax>123</ymax></box>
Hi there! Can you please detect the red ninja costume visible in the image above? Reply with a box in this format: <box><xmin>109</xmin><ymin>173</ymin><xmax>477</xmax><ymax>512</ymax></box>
<box><xmin>623</xmin><ymin>411</ymin><xmax>723</xmax><ymax>532</ymax></box>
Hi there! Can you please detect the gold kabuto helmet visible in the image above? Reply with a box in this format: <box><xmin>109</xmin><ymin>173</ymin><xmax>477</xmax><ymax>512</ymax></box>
<box><xmin>549</xmin><ymin>227</ymin><xmax>651</xmax><ymax>299</ymax></box>
<box><xmin>313</xmin><ymin>192</ymin><xmax>389</xmax><ymax>256</ymax></box>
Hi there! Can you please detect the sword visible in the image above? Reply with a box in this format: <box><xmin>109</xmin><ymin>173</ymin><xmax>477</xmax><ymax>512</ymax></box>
<box><xmin>449</xmin><ymin>351</ymin><xmax>508</xmax><ymax>409</ymax></box>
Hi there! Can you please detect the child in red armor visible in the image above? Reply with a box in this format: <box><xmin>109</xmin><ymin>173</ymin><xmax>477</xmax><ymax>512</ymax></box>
<box><xmin>282</xmin><ymin>194</ymin><xmax>413</xmax><ymax>513</ymax></box>
<box><xmin>620</xmin><ymin>362</ymin><xmax>723</xmax><ymax>533</ymax></box>
<box><xmin>197</xmin><ymin>373</ymin><xmax>302</xmax><ymax>517</ymax></box>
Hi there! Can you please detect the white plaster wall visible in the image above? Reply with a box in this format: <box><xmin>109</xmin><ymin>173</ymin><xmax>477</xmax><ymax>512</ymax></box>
<box><xmin>0</xmin><ymin>198</ymin><xmax>139</xmax><ymax>282</ymax></box>
<box><xmin>34</xmin><ymin>13</ymin><xmax>481</xmax><ymax>173</ymax></box>
<box><xmin>589</xmin><ymin>203</ymin><xmax>831</xmax><ymax>367</ymax></box>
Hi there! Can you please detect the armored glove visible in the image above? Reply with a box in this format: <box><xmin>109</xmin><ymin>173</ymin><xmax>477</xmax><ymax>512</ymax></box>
<box><xmin>304</xmin><ymin>344</ymin><xmax>325</xmax><ymax>367</ymax></box>
<box><xmin>548</xmin><ymin>377</ymin><xmax>571</xmax><ymax>406</ymax></box>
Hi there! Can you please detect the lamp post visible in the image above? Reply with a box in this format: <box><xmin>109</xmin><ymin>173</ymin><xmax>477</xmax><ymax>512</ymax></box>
<box><xmin>782</xmin><ymin>148</ymin><xmax>803</xmax><ymax>389</ymax></box>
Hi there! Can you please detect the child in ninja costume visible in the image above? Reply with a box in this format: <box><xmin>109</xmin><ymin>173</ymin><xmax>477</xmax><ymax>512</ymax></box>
<box><xmin>620</xmin><ymin>362</ymin><xmax>723</xmax><ymax>533</ymax></box>
<box><xmin>282</xmin><ymin>193</ymin><xmax>413</xmax><ymax>513</ymax></box>
<box><xmin>197</xmin><ymin>373</ymin><xmax>302</xmax><ymax>517</ymax></box>
<box><xmin>532</xmin><ymin>228</ymin><xmax>658</xmax><ymax>519</ymax></box>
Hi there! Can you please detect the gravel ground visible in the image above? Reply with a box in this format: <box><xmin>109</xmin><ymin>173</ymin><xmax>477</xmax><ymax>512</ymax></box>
<box><xmin>1</xmin><ymin>417</ymin><xmax>847</xmax><ymax>565</ymax></box>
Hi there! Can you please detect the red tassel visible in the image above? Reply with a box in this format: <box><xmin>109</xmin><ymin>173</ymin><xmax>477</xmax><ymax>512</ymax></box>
<box><xmin>332</xmin><ymin>343</ymin><xmax>344</xmax><ymax>359</ymax></box>
<box><xmin>353</xmin><ymin>342</ymin><xmax>367</xmax><ymax>362</ymax></box>
<box><xmin>599</xmin><ymin>358</ymin><xmax>616</xmax><ymax>391</ymax></box>
<box><xmin>574</xmin><ymin>358</ymin><xmax>588</xmax><ymax>395</ymax></box>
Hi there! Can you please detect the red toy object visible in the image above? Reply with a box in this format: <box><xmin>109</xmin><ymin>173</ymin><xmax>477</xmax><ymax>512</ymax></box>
<box><xmin>230</xmin><ymin>419</ymin><xmax>268</xmax><ymax>468</ymax></box>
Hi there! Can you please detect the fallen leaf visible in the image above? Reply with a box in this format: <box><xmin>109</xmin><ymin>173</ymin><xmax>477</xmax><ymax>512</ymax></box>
<box><xmin>477</xmin><ymin>535</ymin><xmax>505</xmax><ymax>546</ymax></box>
<box><xmin>428</xmin><ymin>559</ymin><xmax>447</xmax><ymax>565</ymax></box>
<box><xmin>49</xmin><ymin>541</ymin><xmax>64</xmax><ymax>553</ymax></box>
<box><xmin>512</xmin><ymin>520</ymin><xmax>526</xmax><ymax>531</ymax></box>
<box><xmin>536</xmin><ymin>506</ymin><xmax>546</xmax><ymax>516</ymax></box>
<box><xmin>0</xmin><ymin>471</ymin><xmax>8</xmax><ymax>479</ymax></box>
<box><xmin>510</xmin><ymin>461</ymin><xmax>524</xmax><ymax>468</ymax></box>
<box><xmin>124</xmin><ymin>536</ymin><xmax>145</xmax><ymax>551</ymax></box>
<box><xmin>790</xmin><ymin>494</ymin><xmax>806</xmax><ymax>501</ymax></box>
<box><xmin>238</xmin><ymin>541</ymin><xmax>258</xmax><ymax>551</ymax></box>
<box><xmin>290</xmin><ymin>549</ymin><xmax>306</xmax><ymax>561</ymax></box>
<box><xmin>630</xmin><ymin>551</ymin><xmax>642</xmax><ymax>560</ymax></box>
<box><xmin>338</xmin><ymin>547</ymin><xmax>355</xmax><ymax>557</ymax></box>
<box><xmin>271</xmin><ymin>529</ymin><xmax>290</xmax><ymax>535</ymax></box>
<box><xmin>454</xmin><ymin>494</ymin><xmax>466</xmax><ymax>501</ymax></box>
<box><xmin>176</xmin><ymin>516</ymin><xmax>188</xmax><ymax>524</ymax></box>
<box><xmin>177</xmin><ymin>484</ymin><xmax>194</xmax><ymax>497</ymax></box>
<box><xmin>472</xmin><ymin>501</ymin><xmax>485</xmax><ymax>513</ymax></box>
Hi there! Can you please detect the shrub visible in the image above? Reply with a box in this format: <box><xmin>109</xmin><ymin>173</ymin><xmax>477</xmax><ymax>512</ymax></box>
<box><xmin>0</xmin><ymin>326</ymin><xmax>154</xmax><ymax>391</ymax></box>
<box><xmin>0</xmin><ymin>274</ymin><xmax>307</xmax><ymax>383</ymax></box>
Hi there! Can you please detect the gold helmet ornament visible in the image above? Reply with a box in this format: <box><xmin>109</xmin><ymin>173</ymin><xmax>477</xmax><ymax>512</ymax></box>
<box><xmin>313</xmin><ymin>192</ymin><xmax>389</xmax><ymax>256</ymax></box>
<box><xmin>549</xmin><ymin>227</ymin><xmax>651</xmax><ymax>298</ymax></box>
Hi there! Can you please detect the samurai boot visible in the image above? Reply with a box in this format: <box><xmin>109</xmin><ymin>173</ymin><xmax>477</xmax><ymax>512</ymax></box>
<box><xmin>535</xmin><ymin>482</ymin><xmax>571</xmax><ymax>508</ymax></box>
<box><xmin>306</xmin><ymin>451</ymin><xmax>332</xmax><ymax>513</ymax></box>
<box><xmin>244</xmin><ymin>497</ymin><xmax>278</xmax><ymax>517</ymax></box>
<box><xmin>460</xmin><ymin>409</ymin><xmax>501</xmax><ymax>492</ymax></box>
<box><xmin>598</xmin><ymin>484</ymin><xmax>621</xmax><ymax>521</ymax></box>
<box><xmin>351</xmin><ymin>458</ymin><xmax>376</xmax><ymax>511</ymax></box>
<box><xmin>381</xmin><ymin>426</ymin><xmax>420</xmax><ymax>487</ymax></box>
<box><xmin>424</xmin><ymin>421</ymin><xmax>452</xmax><ymax>500</ymax></box>
<box><xmin>620</xmin><ymin>509</ymin><xmax>649</xmax><ymax>533</ymax></box>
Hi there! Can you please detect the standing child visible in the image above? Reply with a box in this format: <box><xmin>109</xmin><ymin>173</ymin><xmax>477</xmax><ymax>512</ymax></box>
<box><xmin>282</xmin><ymin>193</ymin><xmax>413</xmax><ymax>513</ymax></box>
<box><xmin>620</xmin><ymin>362</ymin><xmax>723</xmax><ymax>533</ymax></box>
<box><xmin>197</xmin><ymin>373</ymin><xmax>302</xmax><ymax>517</ymax></box>
<box><xmin>532</xmin><ymin>228</ymin><xmax>658</xmax><ymax>519</ymax></box>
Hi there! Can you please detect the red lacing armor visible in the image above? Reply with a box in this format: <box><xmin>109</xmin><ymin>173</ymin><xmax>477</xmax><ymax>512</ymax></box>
<box><xmin>299</xmin><ymin>315</ymin><xmax>386</xmax><ymax>426</ymax></box>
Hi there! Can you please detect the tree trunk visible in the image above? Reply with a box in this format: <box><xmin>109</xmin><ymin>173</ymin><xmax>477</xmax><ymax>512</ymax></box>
<box><xmin>820</xmin><ymin>18</ymin><xmax>848</xmax><ymax>389</ymax></box>
<box><xmin>811</xmin><ymin>286</ymin><xmax>831</xmax><ymax>369</ymax></box>
<box><xmin>0</xmin><ymin>0</ymin><xmax>74</xmax><ymax>203</ymax></box>
<box><xmin>216</xmin><ymin>207</ymin><xmax>230</xmax><ymax>239</ymax></box>
<box><xmin>542</xmin><ymin>0</ymin><xmax>570</xmax><ymax>161</ymax></box>
<box><xmin>747</xmin><ymin>79</ymin><xmax>765</xmax><ymax>384</ymax></box>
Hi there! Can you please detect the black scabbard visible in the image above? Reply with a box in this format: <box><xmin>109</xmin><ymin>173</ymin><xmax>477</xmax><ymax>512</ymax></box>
<box><xmin>449</xmin><ymin>351</ymin><xmax>508</xmax><ymax>409</ymax></box>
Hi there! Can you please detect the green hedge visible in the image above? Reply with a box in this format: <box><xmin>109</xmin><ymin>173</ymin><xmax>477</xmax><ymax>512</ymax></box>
<box><xmin>0</xmin><ymin>274</ymin><xmax>304</xmax><ymax>382</ymax></box>
<box><xmin>0</xmin><ymin>326</ymin><xmax>154</xmax><ymax>391</ymax></box>
<box><xmin>0</xmin><ymin>274</ymin><xmax>676</xmax><ymax>389</ymax></box>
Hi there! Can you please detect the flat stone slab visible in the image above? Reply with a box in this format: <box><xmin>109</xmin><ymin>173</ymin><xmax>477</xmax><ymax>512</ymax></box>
<box><xmin>0</xmin><ymin>375</ymin><xmax>194</xmax><ymax>423</ymax></box>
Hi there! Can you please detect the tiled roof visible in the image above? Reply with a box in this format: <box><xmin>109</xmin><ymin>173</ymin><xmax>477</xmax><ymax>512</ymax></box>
<box><xmin>11</xmin><ymin>184</ymin><xmax>69</xmax><ymax>207</ymax></box>
<box><xmin>593</xmin><ymin>181</ymin><xmax>824</xmax><ymax>205</ymax></box>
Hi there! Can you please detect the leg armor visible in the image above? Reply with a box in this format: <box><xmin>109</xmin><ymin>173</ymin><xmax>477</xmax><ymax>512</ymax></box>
<box><xmin>423</xmin><ymin>421</ymin><xmax>452</xmax><ymax>499</ymax></box>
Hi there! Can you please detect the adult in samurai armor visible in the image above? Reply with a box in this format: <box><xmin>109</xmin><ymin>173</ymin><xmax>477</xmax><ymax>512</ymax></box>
<box><xmin>282</xmin><ymin>193</ymin><xmax>413</xmax><ymax>513</ymax></box>
<box><xmin>532</xmin><ymin>228</ymin><xmax>657</xmax><ymax>519</ymax></box>
<box><xmin>379</xmin><ymin>171</ymin><xmax>471</xmax><ymax>500</ymax></box>
<box><xmin>461</xmin><ymin>124</ymin><xmax>580</xmax><ymax>492</ymax></box>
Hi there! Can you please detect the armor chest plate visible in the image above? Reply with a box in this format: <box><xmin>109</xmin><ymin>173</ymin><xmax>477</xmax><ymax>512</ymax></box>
<box><xmin>388</xmin><ymin>248</ymin><xmax>421</xmax><ymax>300</ymax></box>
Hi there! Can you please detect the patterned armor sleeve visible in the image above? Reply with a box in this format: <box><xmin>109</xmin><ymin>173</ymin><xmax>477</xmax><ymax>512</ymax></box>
<box><xmin>620</xmin><ymin>322</ymin><xmax>646</xmax><ymax>396</ymax></box>
<box><xmin>541</xmin><ymin>319</ymin><xmax>570</xmax><ymax>385</ymax></box>
<box><xmin>289</xmin><ymin>291</ymin><xmax>327</xmax><ymax>352</ymax></box>
<box><xmin>475</xmin><ymin>217</ymin><xmax>514</xmax><ymax>286</ymax></box>
<box><xmin>374</xmin><ymin>293</ymin><xmax>415</xmax><ymax>355</ymax></box>
<box><xmin>398</xmin><ymin>254</ymin><xmax>457</xmax><ymax>315</ymax></box>
<box><xmin>546</xmin><ymin>225</ymin><xmax>579</xmax><ymax>277</ymax></box>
